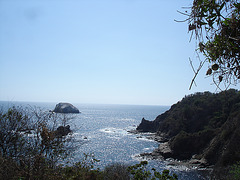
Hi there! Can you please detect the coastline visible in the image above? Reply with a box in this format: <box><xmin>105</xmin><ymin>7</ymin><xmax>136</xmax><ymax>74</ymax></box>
<box><xmin>130</xmin><ymin>130</ymin><xmax>213</xmax><ymax>172</ymax></box>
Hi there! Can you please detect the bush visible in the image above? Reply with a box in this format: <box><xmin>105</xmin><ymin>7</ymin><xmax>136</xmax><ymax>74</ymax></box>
<box><xmin>128</xmin><ymin>161</ymin><xmax>178</xmax><ymax>180</ymax></box>
<box><xmin>103</xmin><ymin>163</ymin><xmax>130</xmax><ymax>180</ymax></box>
<box><xmin>230</xmin><ymin>162</ymin><xmax>240</xmax><ymax>180</ymax></box>
<box><xmin>61</xmin><ymin>153</ymin><xmax>101</xmax><ymax>180</ymax></box>
<box><xmin>0</xmin><ymin>106</ymin><xmax>75</xmax><ymax>179</ymax></box>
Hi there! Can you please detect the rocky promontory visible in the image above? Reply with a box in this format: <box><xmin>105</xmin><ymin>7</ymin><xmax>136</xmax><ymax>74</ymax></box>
<box><xmin>53</xmin><ymin>103</ymin><xmax>80</xmax><ymax>113</ymax></box>
<box><xmin>136</xmin><ymin>89</ymin><xmax>240</xmax><ymax>175</ymax></box>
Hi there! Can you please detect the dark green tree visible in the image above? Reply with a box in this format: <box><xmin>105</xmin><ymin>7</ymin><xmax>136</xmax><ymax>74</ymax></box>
<box><xmin>179</xmin><ymin>0</ymin><xmax>240</xmax><ymax>89</ymax></box>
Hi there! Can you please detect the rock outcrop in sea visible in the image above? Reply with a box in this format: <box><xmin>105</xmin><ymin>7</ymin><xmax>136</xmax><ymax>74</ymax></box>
<box><xmin>136</xmin><ymin>89</ymin><xmax>240</xmax><ymax>175</ymax></box>
<box><xmin>55</xmin><ymin>125</ymin><xmax>72</xmax><ymax>137</ymax></box>
<box><xmin>53</xmin><ymin>103</ymin><xmax>80</xmax><ymax>113</ymax></box>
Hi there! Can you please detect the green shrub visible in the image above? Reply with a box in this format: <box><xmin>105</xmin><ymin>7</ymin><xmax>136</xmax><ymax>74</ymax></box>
<box><xmin>0</xmin><ymin>106</ymin><xmax>75</xmax><ymax>179</ymax></box>
<box><xmin>127</xmin><ymin>161</ymin><xmax>178</xmax><ymax>180</ymax></box>
<box><xmin>55</xmin><ymin>153</ymin><xmax>102</xmax><ymax>180</ymax></box>
<box><xmin>103</xmin><ymin>163</ymin><xmax>130</xmax><ymax>180</ymax></box>
<box><xmin>230</xmin><ymin>162</ymin><xmax>240</xmax><ymax>180</ymax></box>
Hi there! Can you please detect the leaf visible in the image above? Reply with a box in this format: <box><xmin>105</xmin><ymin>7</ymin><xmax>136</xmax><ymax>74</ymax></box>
<box><xmin>206</xmin><ymin>68</ymin><xmax>212</xmax><ymax>75</ymax></box>
<box><xmin>189</xmin><ymin>24</ymin><xmax>196</xmax><ymax>31</ymax></box>
<box><xmin>197</xmin><ymin>0</ymin><xmax>204</xmax><ymax>5</ymax></box>
<box><xmin>212</xmin><ymin>64</ymin><xmax>219</xmax><ymax>71</ymax></box>
<box><xmin>199</xmin><ymin>42</ymin><xmax>205</xmax><ymax>52</ymax></box>
<box><xmin>219</xmin><ymin>76</ymin><xmax>223</xmax><ymax>82</ymax></box>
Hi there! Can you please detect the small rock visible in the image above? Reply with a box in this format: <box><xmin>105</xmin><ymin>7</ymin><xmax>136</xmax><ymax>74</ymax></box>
<box><xmin>55</xmin><ymin>125</ymin><xmax>72</xmax><ymax>137</ymax></box>
<box><xmin>158</xmin><ymin>142</ymin><xmax>172</xmax><ymax>158</ymax></box>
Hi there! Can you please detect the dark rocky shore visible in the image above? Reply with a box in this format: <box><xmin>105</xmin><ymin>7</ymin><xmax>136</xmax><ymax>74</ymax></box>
<box><xmin>130</xmin><ymin>131</ymin><xmax>211</xmax><ymax>170</ymax></box>
<box><xmin>135</xmin><ymin>89</ymin><xmax>240</xmax><ymax>177</ymax></box>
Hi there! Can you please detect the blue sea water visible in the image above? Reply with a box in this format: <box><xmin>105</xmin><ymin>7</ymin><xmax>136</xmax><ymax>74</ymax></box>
<box><xmin>0</xmin><ymin>101</ymin><xmax>210</xmax><ymax>179</ymax></box>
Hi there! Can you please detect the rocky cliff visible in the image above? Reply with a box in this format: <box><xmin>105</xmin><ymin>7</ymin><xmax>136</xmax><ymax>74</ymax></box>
<box><xmin>137</xmin><ymin>89</ymin><xmax>240</xmax><ymax>169</ymax></box>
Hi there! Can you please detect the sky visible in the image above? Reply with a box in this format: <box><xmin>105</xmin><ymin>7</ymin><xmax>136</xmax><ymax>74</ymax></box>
<box><xmin>0</xmin><ymin>0</ymin><xmax>239</xmax><ymax>106</ymax></box>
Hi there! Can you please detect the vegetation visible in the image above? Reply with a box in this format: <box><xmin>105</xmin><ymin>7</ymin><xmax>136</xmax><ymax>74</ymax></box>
<box><xmin>103</xmin><ymin>163</ymin><xmax>130</xmax><ymax>180</ymax></box>
<box><xmin>127</xmin><ymin>161</ymin><xmax>178</xmax><ymax>180</ymax></box>
<box><xmin>178</xmin><ymin>0</ymin><xmax>240</xmax><ymax>89</ymax></box>
<box><xmin>230</xmin><ymin>162</ymin><xmax>240</xmax><ymax>180</ymax></box>
<box><xmin>138</xmin><ymin>89</ymin><xmax>240</xmax><ymax>137</ymax></box>
<box><xmin>0</xmin><ymin>106</ymin><xmax>76</xmax><ymax>179</ymax></box>
<box><xmin>172</xmin><ymin>89</ymin><xmax>240</xmax><ymax>165</ymax></box>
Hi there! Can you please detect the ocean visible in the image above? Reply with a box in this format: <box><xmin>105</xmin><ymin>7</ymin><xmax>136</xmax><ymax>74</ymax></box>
<box><xmin>0</xmin><ymin>101</ymin><xmax>210</xmax><ymax>179</ymax></box>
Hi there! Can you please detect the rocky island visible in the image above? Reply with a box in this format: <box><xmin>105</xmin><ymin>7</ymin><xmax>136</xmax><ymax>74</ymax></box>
<box><xmin>53</xmin><ymin>102</ymin><xmax>80</xmax><ymax>113</ymax></box>
<box><xmin>136</xmin><ymin>89</ymin><xmax>240</xmax><ymax>177</ymax></box>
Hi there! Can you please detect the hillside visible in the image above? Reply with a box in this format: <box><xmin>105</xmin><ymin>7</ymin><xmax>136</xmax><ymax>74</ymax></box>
<box><xmin>137</xmin><ymin>89</ymin><xmax>240</xmax><ymax>169</ymax></box>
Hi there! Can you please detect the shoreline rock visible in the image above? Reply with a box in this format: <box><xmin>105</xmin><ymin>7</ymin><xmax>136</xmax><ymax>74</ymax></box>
<box><xmin>132</xmin><ymin>130</ymin><xmax>211</xmax><ymax>170</ymax></box>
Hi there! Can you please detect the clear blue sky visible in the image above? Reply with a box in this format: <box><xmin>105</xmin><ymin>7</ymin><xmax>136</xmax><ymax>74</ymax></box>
<box><xmin>0</xmin><ymin>0</ymin><xmax>238</xmax><ymax>105</ymax></box>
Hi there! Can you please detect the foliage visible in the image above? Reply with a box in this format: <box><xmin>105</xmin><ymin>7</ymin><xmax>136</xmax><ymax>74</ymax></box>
<box><xmin>127</xmin><ymin>161</ymin><xmax>178</xmax><ymax>180</ymax></box>
<box><xmin>154</xmin><ymin>89</ymin><xmax>240</xmax><ymax>137</ymax></box>
<box><xmin>167</xmin><ymin>89</ymin><xmax>240</xmax><ymax>163</ymax></box>
<box><xmin>0</xmin><ymin>106</ymin><xmax>75</xmax><ymax>179</ymax></box>
<box><xmin>103</xmin><ymin>163</ymin><xmax>130</xmax><ymax>180</ymax></box>
<box><xmin>169</xmin><ymin>129</ymin><xmax>216</xmax><ymax>160</ymax></box>
<box><xmin>61</xmin><ymin>160</ymin><xmax>178</xmax><ymax>180</ymax></box>
<box><xmin>62</xmin><ymin>153</ymin><xmax>102</xmax><ymax>180</ymax></box>
<box><xmin>179</xmin><ymin>0</ymin><xmax>240</xmax><ymax>89</ymax></box>
<box><xmin>230</xmin><ymin>162</ymin><xmax>240</xmax><ymax>180</ymax></box>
